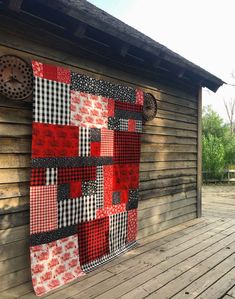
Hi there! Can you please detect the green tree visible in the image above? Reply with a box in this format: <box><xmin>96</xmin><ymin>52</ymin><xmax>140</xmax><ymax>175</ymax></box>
<box><xmin>202</xmin><ymin>105</ymin><xmax>235</xmax><ymax>181</ymax></box>
<box><xmin>202</xmin><ymin>134</ymin><xmax>225</xmax><ymax>180</ymax></box>
<box><xmin>222</xmin><ymin>129</ymin><xmax>235</xmax><ymax>167</ymax></box>
<box><xmin>202</xmin><ymin>105</ymin><xmax>228</xmax><ymax>138</ymax></box>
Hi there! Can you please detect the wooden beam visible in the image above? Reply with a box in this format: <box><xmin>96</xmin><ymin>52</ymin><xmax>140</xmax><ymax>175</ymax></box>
<box><xmin>74</xmin><ymin>22</ymin><xmax>87</xmax><ymax>38</ymax></box>
<box><xmin>197</xmin><ymin>87</ymin><xmax>202</xmax><ymax>218</ymax></box>
<box><xmin>6</xmin><ymin>0</ymin><xmax>23</xmax><ymax>12</ymax></box>
<box><xmin>152</xmin><ymin>51</ymin><xmax>166</xmax><ymax>69</ymax></box>
<box><xmin>177</xmin><ymin>68</ymin><xmax>186</xmax><ymax>78</ymax></box>
<box><xmin>120</xmin><ymin>43</ymin><xmax>130</xmax><ymax>57</ymax></box>
<box><xmin>153</xmin><ymin>57</ymin><xmax>162</xmax><ymax>68</ymax></box>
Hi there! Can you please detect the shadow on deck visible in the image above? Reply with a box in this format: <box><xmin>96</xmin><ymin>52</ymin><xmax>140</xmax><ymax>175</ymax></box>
<box><xmin>2</xmin><ymin>185</ymin><xmax>235</xmax><ymax>299</ymax></box>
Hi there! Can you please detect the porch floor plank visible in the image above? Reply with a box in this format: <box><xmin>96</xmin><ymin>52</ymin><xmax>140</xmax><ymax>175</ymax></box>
<box><xmin>2</xmin><ymin>186</ymin><xmax>235</xmax><ymax>299</ymax></box>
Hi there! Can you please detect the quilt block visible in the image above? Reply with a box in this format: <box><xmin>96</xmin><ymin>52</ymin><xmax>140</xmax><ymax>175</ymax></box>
<box><xmin>30</xmin><ymin>61</ymin><xmax>143</xmax><ymax>296</ymax></box>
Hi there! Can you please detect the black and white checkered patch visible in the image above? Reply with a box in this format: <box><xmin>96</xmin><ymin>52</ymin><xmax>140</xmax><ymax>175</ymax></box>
<box><xmin>58</xmin><ymin>197</ymin><xmax>79</xmax><ymax>228</ymax></box>
<box><xmin>78</xmin><ymin>195</ymin><xmax>97</xmax><ymax>223</ymax></box>
<box><xmin>58</xmin><ymin>195</ymin><xmax>97</xmax><ymax>228</ymax></box>
<box><xmin>79</xmin><ymin>127</ymin><xmax>90</xmax><ymax>156</ymax></box>
<box><xmin>119</xmin><ymin>118</ymin><xmax>129</xmax><ymax>131</ymax></box>
<box><xmin>46</xmin><ymin>168</ymin><xmax>57</xmax><ymax>185</ymax></box>
<box><xmin>109</xmin><ymin>212</ymin><xmax>128</xmax><ymax>253</ymax></box>
<box><xmin>34</xmin><ymin>77</ymin><xmax>70</xmax><ymax>125</ymax></box>
<box><xmin>136</xmin><ymin>120</ymin><xmax>142</xmax><ymax>133</ymax></box>
<box><xmin>96</xmin><ymin>166</ymin><xmax>104</xmax><ymax>209</ymax></box>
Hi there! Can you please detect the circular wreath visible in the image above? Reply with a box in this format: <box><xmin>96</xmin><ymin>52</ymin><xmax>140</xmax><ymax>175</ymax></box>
<box><xmin>143</xmin><ymin>93</ymin><xmax>157</xmax><ymax>121</ymax></box>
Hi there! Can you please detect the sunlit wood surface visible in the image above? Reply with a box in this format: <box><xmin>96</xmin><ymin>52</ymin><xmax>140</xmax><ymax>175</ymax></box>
<box><xmin>2</xmin><ymin>185</ymin><xmax>235</xmax><ymax>299</ymax></box>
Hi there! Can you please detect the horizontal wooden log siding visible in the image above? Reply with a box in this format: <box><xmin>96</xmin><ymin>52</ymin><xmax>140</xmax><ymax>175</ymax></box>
<box><xmin>0</xmin><ymin>43</ymin><xmax>197</xmax><ymax>291</ymax></box>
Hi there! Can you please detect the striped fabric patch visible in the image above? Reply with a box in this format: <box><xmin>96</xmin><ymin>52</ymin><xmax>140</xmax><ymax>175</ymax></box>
<box><xmin>79</xmin><ymin>127</ymin><xmax>90</xmax><ymax>156</ymax></box>
<box><xmin>58</xmin><ymin>195</ymin><xmax>97</xmax><ymax>227</ymax></box>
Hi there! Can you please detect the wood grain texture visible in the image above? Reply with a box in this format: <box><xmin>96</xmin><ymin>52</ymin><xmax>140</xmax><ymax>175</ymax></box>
<box><xmin>141</xmin><ymin>134</ymin><xmax>197</xmax><ymax>145</ymax></box>
<box><xmin>0</xmin><ymin>210</ymin><xmax>30</xmax><ymax>229</ymax></box>
<box><xmin>0</xmin><ymin>107</ymin><xmax>32</xmax><ymax>124</ymax></box>
<box><xmin>0</xmin><ymin>182</ymin><xmax>29</xmax><ymax>200</ymax></box>
<box><xmin>0</xmin><ymin>124</ymin><xmax>32</xmax><ymax>137</ymax></box>
<box><xmin>141</xmin><ymin>143</ymin><xmax>197</xmax><ymax>153</ymax></box>
<box><xmin>146</xmin><ymin>117</ymin><xmax>197</xmax><ymax>131</ymax></box>
<box><xmin>0</xmin><ymin>138</ymin><xmax>31</xmax><ymax>154</ymax></box>
<box><xmin>0</xmin><ymin>154</ymin><xmax>30</xmax><ymax>169</ymax></box>
<box><xmin>157</xmin><ymin>109</ymin><xmax>197</xmax><ymax>124</ymax></box>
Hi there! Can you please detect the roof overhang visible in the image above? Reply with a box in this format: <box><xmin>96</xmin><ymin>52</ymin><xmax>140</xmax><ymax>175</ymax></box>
<box><xmin>0</xmin><ymin>0</ymin><xmax>224</xmax><ymax>92</ymax></box>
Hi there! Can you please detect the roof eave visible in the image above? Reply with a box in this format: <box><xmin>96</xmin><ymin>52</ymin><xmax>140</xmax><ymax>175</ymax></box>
<box><xmin>2</xmin><ymin>0</ymin><xmax>225</xmax><ymax>92</ymax></box>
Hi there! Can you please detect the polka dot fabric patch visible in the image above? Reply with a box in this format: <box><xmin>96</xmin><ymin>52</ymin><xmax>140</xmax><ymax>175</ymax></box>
<box><xmin>30</xmin><ymin>61</ymin><xmax>143</xmax><ymax>295</ymax></box>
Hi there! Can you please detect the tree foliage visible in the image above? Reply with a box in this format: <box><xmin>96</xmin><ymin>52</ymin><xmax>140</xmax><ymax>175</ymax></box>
<box><xmin>202</xmin><ymin>105</ymin><xmax>235</xmax><ymax>180</ymax></box>
<box><xmin>202</xmin><ymin>134</ymin><xmax>225</xmax><ymax>179</ymax></box>
<box><xmin>202</xmin><ymin>106</ymin><xmax>227</xmax><ymax>138</ymax></box>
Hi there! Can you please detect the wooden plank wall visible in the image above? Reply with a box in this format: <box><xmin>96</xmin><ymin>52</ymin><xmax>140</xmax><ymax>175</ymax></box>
<box><xmin>0</xmin><ymin>43</ymin><xmax>198</xmax><ymax>291</ymax></box>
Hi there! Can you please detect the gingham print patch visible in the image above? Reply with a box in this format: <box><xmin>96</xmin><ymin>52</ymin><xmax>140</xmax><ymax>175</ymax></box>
<box><xmin>109</xmin><ymin>212</ymin><xmax>128</xmax><ymax>253</ymax></box>
<box><xmin>34</xmin><ymin>77</ymin><xmax>70</xmax><ymax>125</ymax></box>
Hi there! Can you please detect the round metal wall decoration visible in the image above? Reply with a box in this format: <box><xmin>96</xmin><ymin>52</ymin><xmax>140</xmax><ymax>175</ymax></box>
<box><xmin>0</xmin><ymin>55</ymin><xmax>33</xmax><ymax>100</ymax></box>
<box><xmin>143</xmin><ymin>93</ymin><xmax>157</xmax><ymax>121</ymax></box>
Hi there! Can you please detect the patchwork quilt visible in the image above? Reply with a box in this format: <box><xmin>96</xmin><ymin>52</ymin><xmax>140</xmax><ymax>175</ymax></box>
<box><xmin>30</xmin><ymin>61</ymin><xmax>143</xmax><ymax>296</ymax></box>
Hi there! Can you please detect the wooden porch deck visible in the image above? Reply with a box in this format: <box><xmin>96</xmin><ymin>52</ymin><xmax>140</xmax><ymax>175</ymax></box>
<box><xmin>2</xmin><ymin>185</ymin><xmax>235</xmax><ymax>299</ymax></box>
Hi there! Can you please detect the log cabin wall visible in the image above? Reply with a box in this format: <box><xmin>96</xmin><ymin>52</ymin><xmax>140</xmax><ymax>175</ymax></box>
<box><xmin>0</xmin><ymin>35</ymin><xmax>198</xmax><ymax>291</ymax></box>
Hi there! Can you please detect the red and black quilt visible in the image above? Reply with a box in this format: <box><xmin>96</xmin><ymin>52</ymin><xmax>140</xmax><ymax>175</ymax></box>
<box><xmin>30</xmin><ymin>61</ymin><xmax>143</xmax><ymax>296</ymax></box>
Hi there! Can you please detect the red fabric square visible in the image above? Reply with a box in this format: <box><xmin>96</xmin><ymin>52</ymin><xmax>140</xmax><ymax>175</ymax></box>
<box><xmin>127</xmin><ymin>209</ymin><xmax>138</xmax><ymax>243</ymax></box>
<box><xmin>43</xmin><ymin>64</ymin><xmax>58</xmax><ymax>81</ymax></box>
<box><xmin>57</xmin><ymin>66</ymin><xmax>71</xmax><ymax>84</ymax></box>
<box><xmin>136</xmin><ymin>89</ymin><xmax>144</xmax><ymax>105</ymax></box>
<box><xmin>90</xmin><ymin>142</ymin><xmax>101</xmax><ymax>156</ymax></box>
<box><xmin>78</xmin><ymin>218</ymin><xmax>109</xmax><ymax>265</ymax></box>
<box><xmin>103</xmin><ymin>165</ymin><xmax>113</xmax><ymax>207</ymax></box>
<box><xmin>30</xmin><ymin>185</ymin><xmax>58</xmax><ymax>234</ymax></box>
<box><xmin>70</xmin><ymin>181</ymin><xmax>82</xmax><ymax>198</ymax></box>
<box><xmin>58</xmin><ymin>167</ymin><xmax>96</xmax><ymax>184</ymax></box>
<box><xmin>100</xmin><ymin>128</ymin><xmax>114</xmax><ymax>156</ymax></box>
<box><xmin>113</xmin><ymin>164</ymin><xmax>139</xmax><ymax>191</ymax></box>
<box><xmin>33</xmin><ymin>62</ymin><xmax>70</xmax><ymax>84</ymax></box>
<box><xmin>120</xmin><ymin>189</ymin><xmax>129</xmax><ymax>204</ymax></box>
<box><xmin>128</xmin><ymin>119</ymin><xmax>136</xmax><ymax>132</ymax></box>
<box><xmin>115</xmin><ymin>101</ymin><xmax>142</xmax><ymax>112</ymax></box>
<box><xmin>32</xmin><ymin>123</ymin><xmax>78</xmax><ymax>158</ymax></box>
<box><xmin>31</xmin><ymin>168</ymin><xmax>46</xmax><ymax>186</ymax></box>
<box><xmin>96</xmin><ymin>204</ymin><xmax>126</xmax><ymax>218</ymax></box>
<box><xmin>32</xmin><ymin>60</ymin><xmax>43</xmax><ymax>78</ymax></box>
<box><xmin>108</xmin><ymin>99</ymin><xmax>115</xmax><ymax>117</ymax></box>
<box><xmin>114</xmin><ymin>131</ymin><xmax>140</xmax><ymax>164</ymax></box>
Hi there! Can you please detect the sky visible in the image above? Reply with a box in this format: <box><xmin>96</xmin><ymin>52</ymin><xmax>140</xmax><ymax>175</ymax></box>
<box><xmin>88</xmin><ymin>0</ymin><xmax>235</xmax><ymax>122</ymax></box>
